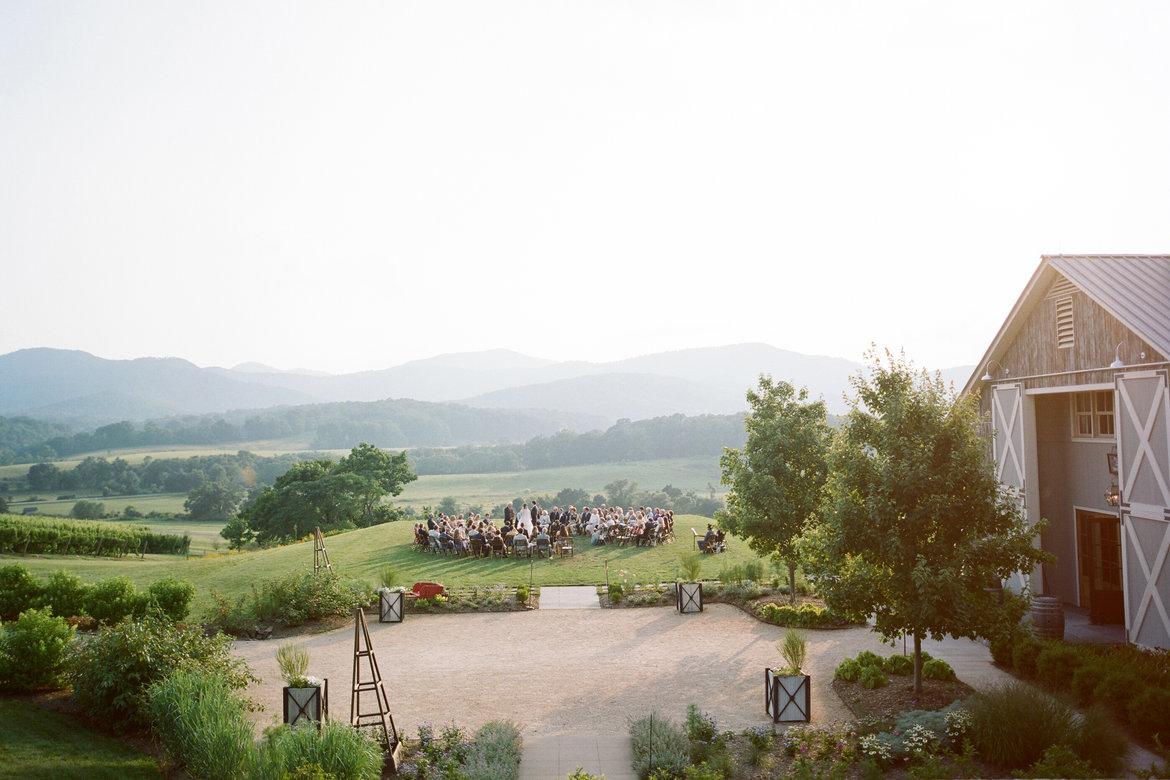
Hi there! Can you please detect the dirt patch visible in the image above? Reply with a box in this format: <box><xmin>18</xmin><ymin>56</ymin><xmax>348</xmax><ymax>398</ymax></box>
<box><xmin>831</xmin><ymin>675</ymin><xmax>974</xmax><ymax>724</ymax></box>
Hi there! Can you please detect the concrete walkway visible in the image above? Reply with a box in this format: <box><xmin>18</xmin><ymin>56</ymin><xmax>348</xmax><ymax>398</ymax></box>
<box><xmin>519</xmin><ymin>733</ymin><xmax>637</xmax><ymax>780</ymax></box>
<box><xmin>538</xmin><ymin>586</ymin><xmax>601</xmax><ymax>610</ymax></box>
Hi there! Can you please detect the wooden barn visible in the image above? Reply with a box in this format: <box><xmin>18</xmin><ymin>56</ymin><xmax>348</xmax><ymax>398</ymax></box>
<box><xmin>963</xmin><ymin>255</ymin><xmax>1170</xmax><ymax>648</ymax></box>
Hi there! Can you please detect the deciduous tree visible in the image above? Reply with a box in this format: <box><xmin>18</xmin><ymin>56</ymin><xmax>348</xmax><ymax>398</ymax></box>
<box><xmin>800</xmin><ymin>350</ymin><xmax>1050</xmax><ymax>693</ymax></box>
<box><xmin>183</xmin><ymin>481</ymin><xmax>245</xmax><ymax>523</ymax></box>
<box><xmin>718</xmin><ymin>376</ymin><xmax>833</xmax><ymax>603</ymax></box>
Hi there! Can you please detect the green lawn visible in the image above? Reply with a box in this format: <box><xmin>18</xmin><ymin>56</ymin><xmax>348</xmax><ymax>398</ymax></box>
<box><xmin>0</xmin><ymin>700</ymin><xmax>160</xmax><ymax>779</ymax></box>
<box><xmin>3</xmin><ymin>516</ymin><xmax>769</xmax><ymax>619</ymax></box>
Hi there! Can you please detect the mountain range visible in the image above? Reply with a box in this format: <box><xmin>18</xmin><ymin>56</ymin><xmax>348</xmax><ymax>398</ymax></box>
<box><xmin>0</xmin><ymin>345</ymin><xmax>975</xmax><ymax>429</ymax></box>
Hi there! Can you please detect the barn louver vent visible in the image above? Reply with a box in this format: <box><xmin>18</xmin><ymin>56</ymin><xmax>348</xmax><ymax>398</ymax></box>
<box><xmin>1056</xmin><ymin>296</ymin><xmax>1074</xmax><ymax>349</ymax></box>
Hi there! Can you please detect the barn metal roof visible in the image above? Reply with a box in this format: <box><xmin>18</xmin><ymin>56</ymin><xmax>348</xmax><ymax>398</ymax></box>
<box><xmin>964</xmin><ymin>255</ymin><xmax>1170</xmax><ymax>395</ymax></box>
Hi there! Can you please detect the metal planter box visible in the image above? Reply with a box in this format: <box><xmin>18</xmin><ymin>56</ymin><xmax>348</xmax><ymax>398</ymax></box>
<box><xmin>676</xmin><ymin>581</ymin><xmax>703</xmax><ymax>614</ymax></box>
<box><xmin>765</xmin><ymin>669</ymin><xmax>810</xmax><ymax>723</ymax></box>
<box><xmin>283</xmin><ymin>680</ymin><xmax>328</xmax><ymax>727</ymax></box>
<box><xmin>379</xmin><ymin>588</ymin><xmax>404</xmax><ymax>623</ymax></box>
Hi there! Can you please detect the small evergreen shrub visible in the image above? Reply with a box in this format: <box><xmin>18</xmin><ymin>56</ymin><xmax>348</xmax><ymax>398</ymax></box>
<box><xmin>884</xmin><ymin>653</ymin><xmax>913</xmax><ymax>676</ymax></box>
<box><xmin>922</xmin><ymin>658</ymin><xmax>956</xmax><ymax>681</ymax></box>
<box><xmin>859</xmin><ymin>664</ymin><xmax>889</xmax><ymax>689</ymax></box>
<box><xmin>1092</xmin><ymin>669</ymin><xmax>1143</xmax><ymax>720</ymax></box>
<box><xmin>1035</xmin><ymin>642</ymin><xmax>1087</xmax><ymax>691</ymax></box>
<box><xmin>0</xmin><ymin>564</ymin><xmax>42</xmax><ymax>620</ymax></box>
<box><xmin>1011</xmin><ymin>635</ymin><xmax>1042</xmax><ymax>678</ymax></box>
<box><xmin>1016</xmin><ymin>744</ymin><xmax>1101</xmax><ymax>780</ymax></box>
<box><xmin>515</xmin><ymin>584</ymin><xmax>529</xmax><ymax>604</ymax></box>
<box><xmin>36</xmin><ymin>570</ymin><xmax>88</xmax><ymax>618</ymax></box>
<box><xmin>0</xmin><ymin>607</ymin><xmax>75</xmax><ymax>690</ymax></box>
<box><xmin>147</xmin><ymin>669</ymin><xmax>252</xmax><ymax>779</ymax></box>
<box><xmin>609</xmin><ymin>583</ymin><xmax>623</xmax><ymax>603</ymax></box>
<box><xmin>146</xmin><ymin>577</ymin><xmax>196</xmax><ymax>622</ymax></box>
<box><xmin>84</xmin><ymin>576</ymin><xmax>141</xmax><ymax>625</ymax></box>
<box><xmin>1127</xmin><ymin>686</ymin><xmax>1170</xmax><ymax>743</ymax></box>
<box><xmin>1069</xmin><ymin>660</ymin><xmax>1108</xmax><ymax>705</ymax></box>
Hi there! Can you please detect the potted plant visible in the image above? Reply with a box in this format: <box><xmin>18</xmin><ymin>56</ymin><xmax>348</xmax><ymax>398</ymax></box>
<box><xmin>377</xmin><ymin>566</ymin><xmax>406</xmax><ymax>624</ymax></box>
<box><xmin>676</xmin><ymin>552</ymin><xmax>704</xmax><ymax>614</ymax></box>
<box><xmin>278</xmin><ymin>642</ymin><xmax>327</xmax><ymax>727</ymax></box>
<box><xmin>765</xmin><ymin>627</ymin><xmax>810</xmax><ymax>723</ymax></box>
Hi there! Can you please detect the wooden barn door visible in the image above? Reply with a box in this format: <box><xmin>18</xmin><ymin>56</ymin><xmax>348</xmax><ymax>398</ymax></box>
<box><xmin>1115</xmin><ymin>370</ymin><xmax>1170</xmax><ymax>648</ymax></box>
<box><xmin>991</xmin><ymin>383</ymin><xmax>1032</xmax><ymax>593</ymax></box>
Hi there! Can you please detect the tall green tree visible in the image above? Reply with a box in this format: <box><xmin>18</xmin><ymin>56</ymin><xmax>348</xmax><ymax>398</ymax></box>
<box><xmin>183</xmin><ymin>481</ymin><xmax>245</xmax><ymax>523</ymax></box>
<box><xmin>718</xmin><ymin>376</ymin><xmax>833</xmax><ymax>603</ymax></box>
<box><xmin>239</xmin><ymin>445</ymin><xmax>416</xmax><ymax>544</ymax></box>
<box><xmin>800</xmin><ymin>350</ymin><xmax>1050</xmax><ymax>693</ymax></box>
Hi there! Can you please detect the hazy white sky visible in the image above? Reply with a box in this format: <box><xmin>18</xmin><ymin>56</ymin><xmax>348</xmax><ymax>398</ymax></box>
<box><xmin>2</xmin><ymin>1</ymin><xmax>1167</xmax><ymax>375</ymax></box>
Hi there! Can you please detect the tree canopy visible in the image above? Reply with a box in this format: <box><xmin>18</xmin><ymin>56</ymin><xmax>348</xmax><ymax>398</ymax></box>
<box><xmin>718</xmin><ymin>376</ymin><xmax>833</xmax><ymax>601</ymax></box>
<box><xmin>239</xmin><ymin>444</ymin><xmax>417</xmax><ymax>544</ymax></box>
<box><xmin>799</xmin><ymin>350</ymin><xmax>1049</xmax><ymax>693</ymax></box>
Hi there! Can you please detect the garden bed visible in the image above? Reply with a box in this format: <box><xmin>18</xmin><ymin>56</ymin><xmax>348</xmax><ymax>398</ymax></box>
<box><xmin>832</xmin><ymin>675</ymin><xmax>975</xmax><ymax>725</ymax></box>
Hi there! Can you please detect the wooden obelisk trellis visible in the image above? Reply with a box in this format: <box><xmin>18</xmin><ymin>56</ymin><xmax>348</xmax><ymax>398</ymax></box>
<box><xmin>313</xmin><ymin>527</ymin><xmax>333</xmax><ymax>573</ymax></box>
<box><xmin>350</xmin><ymin>608</ymin><xmax>401</xmax><ymax>772</ymax></box>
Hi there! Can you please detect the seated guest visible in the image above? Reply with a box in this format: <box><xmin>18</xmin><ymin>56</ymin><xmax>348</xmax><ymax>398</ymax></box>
<box><xmin>698</xmin><ymin>523</ymin><xmax>717</xmax><ymax>553</ymax></box>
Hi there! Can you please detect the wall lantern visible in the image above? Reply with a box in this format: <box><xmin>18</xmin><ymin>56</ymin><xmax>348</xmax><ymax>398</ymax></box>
<box><xmin>1105</xmin><ymin>483</ymin><xmax>1120</xmax><ymax>507</ymax></box>
<box><xmin>981</xmin><ymin>360</ymin><xmax>1008</xmax><ymax>381</ymax></box>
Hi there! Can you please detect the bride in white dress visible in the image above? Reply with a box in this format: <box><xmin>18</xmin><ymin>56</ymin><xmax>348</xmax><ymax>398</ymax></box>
<box><xmin>516</xmin><ymin>504</ymin><xmax>533</xmax><ymax>535</ymax></box>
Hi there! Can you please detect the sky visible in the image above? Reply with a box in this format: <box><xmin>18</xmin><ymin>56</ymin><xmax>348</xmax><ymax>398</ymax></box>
<box><xmin>2</xmin><ymin>1</ymin><xmax>1167</xmax><ymax>376</ymax></box>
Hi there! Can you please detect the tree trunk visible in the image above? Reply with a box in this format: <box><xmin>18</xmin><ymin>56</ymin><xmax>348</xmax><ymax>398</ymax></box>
<box><xmin>787</xmin><ymin>561</ymin><xmax>797</xmax><ymax>606</ymax></box>
<box><xmin>913</xmin><ymin>633</ymin><xmax>923</xmax><ymax>696</ymax></box>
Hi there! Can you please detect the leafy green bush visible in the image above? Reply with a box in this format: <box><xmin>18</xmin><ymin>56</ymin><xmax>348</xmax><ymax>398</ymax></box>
<box><xmin>989</xmin><ymin>632</ymin><xmax>1015</xmax><ymax>666</ymax></box>
<box><xmin>147</xmin><ymin>669</ymin><xmax>252</xmax><ymax>779</ymax></box>
<box><xmin>462</xmin><ymin>720</ymin><xmax>522</xmax><ymax>780</ymax></box>
<box><xmin>67</xmin><ymin>612</ymin><xmax>256</xmax><ymax>731</ymax></box>
<box><xmin>884</xmin><ymin>653</ymin><xmax>913</xmax><ymax>676</ymax></box>
<box><xmin>1127</xmin><ymin>686</ymin><xmax>1170</xmax><ymax>743</ymax></box>
<box><xmin>0</xmin><ymin>607</ymin><xmax>75</xmax><ymax>690</ymax></box>
<box><xmin>146</xmin><ymin>577</ymin><xmax>196</xmax><ymax>623</ymax></box>
<box><xmin>84</xmin><ymin>576</ymin><xmax>141</xmax><ymax>625</ymax></box>
<box><xmin>515</xmin><ymin>584</ymin><xmax>529</xmax><ymax>604</ymax></box>
<box><xmin>684</xmin><ymin>704</ymin><xmax>727</xmax><ymax>765</ymax></box>
<box><xmin>36</xmin><ymin>570</ymin><xmax>88</xmax><ymax>618</ymax></box>
<box><xmin>630</xmin><ymin>713</ymin><xmax>690</xmax><ymax>779</ymax></box>
<box><xmin>922</xmin><ymin>658</ymin><xmax>956</xmax><ymax>681</ymax></box>
<box><xmin>757</xmin><ymin>602</ymin><xmax>843</xmax><ymax>627</ymax></box>
<box><xmin>860</xmin><ymin>665</ymin><xmax>889</xmax><ymax>689</ymax></box>
<box><xmin>1011</xmin><ymin>635</ymin><xmax>1042</xmax><ymax>678</ymax></box>
<box><xmin>1069</xmin><ymin>659</ymin><xmax>1108</xmax><ymax>705</ymax></box>
<box><xmin>252</xmin><ymin>721</ymin><xmax>384</xmax><ymax>780</ymax></box>
<box><xmin>1092</xmin><ymin>669</ymin><xmax>1143</xmax><ymax>720</ymax></box>
<box><xmin>834</xmin><ymin>658</ymin><xmax>862</xmax><ymax>682</ymax></box>
<box><xmin>251</xmin><ymin>571</ymin><xmax>372</xmax><ymax>626</ymax></box>
<box><xmin>0</xmin><ymin>564</ymin><xmax>42</xmax><ymax>620</ymax></box>
<box><xmin>855</xmin><ymin>650</ymin><xmax>884</xmax><ymax>668</ymax></box>
<box><xmin>609</xmin><ymin>583</ymin><xmax>624</xmax><ymax>603</ymax></box>
<box><xmin>1035</xmin><ymin>643</ymin><xmax>1087</xmax><ymax>691</ymax></box>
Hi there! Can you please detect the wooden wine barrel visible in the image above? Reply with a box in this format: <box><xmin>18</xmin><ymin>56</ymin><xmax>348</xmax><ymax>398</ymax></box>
<box><xmin>1030</xmin><ymin>596</ymin><xmax>1065</xmax><ymax>640</ymax></box>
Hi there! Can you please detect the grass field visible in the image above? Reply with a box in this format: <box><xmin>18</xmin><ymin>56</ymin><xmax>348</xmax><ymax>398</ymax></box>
<box><xmin>0</xmin><ymin>700</ymin><xmax>159</xmax><ymax>779</ymax></box>
<box><xmin>7</xmin><ymin>493</ymin><xmax>190</xmax><ymax>517</ymax></box>
<box><xmin>2</xmin><ymin>516</ymin><xmax>769</xmax><ymax>620</ymax></box>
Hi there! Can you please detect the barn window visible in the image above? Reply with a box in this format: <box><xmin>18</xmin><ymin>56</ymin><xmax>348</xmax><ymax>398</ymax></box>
<box><xmin>1055</xmin><ymin>296</ymin><xmax>1074</xmax><ymax>349</ymax></box>
<box><xmin>1071</xmin><ymin>391</ymin><xmax>1115</xmax><ymax>440</ymax></box>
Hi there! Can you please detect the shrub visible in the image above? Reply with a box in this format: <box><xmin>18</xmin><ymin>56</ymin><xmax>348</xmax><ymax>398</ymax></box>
<box><xmin>965</xmin><ymin>680</ymin><xmax>1104</xmax><ymax>771</ymax></box>
<box><xmin>609</xmin><ymin>583</ymin><xmax>623</xmax><ymax>603</ymax></box>
<box><xmin>1065</xmin><ymin>705</ymin><xmax>1127</xmax><ymax>776</ymax></box>
<box><xmin>36</xmin><ymin>570</ymin><xmax>89</xmax><ymax>618</ymax></box>
<box><xmin>0</xmin><ymin>564</ymin><xmax>42</xmax><ymax>620</ymax></box>
<box><xmin>515</xmin><ymin>584</ymin><xmax>529</xmax><ymax>604</ymax></box>
<box><xmin>922</xmin><ymin>658</ymin><xmax>956</xmax><ymax>681</ymax></box>
<box><xmin>989</xmin><ymin>632</ymin><xmax>1015</xmax><ymax>666</ymax></box>
<box><xmin>146</xmin><ymin>577</ymin><xmax>196</xmax><ymax>622</ymax></box>
<box><xmin>1069</xmin><ymin>659</ymin><xmax>1108</xmax><ymax>705</ymax></box>
<box><xmin>252</xmin><ymin>720</ymin><xmax>384</xmax><ymax>780</ymax></box>
<box><xmin>1092</xmin><ymin>669</ymin><xmax>1143</xmax><ymax>720</ymax></box>
<box><xmin>462</xmin><ymin>720</ymin><xmax>522</xmax><ymax>780</ymax></box>
<box><xmin>251</xmin><ymin>571</ymin><xmax>372</xmax><ymax>626</ymax></box>
<box><xmin>679</xmin><ymin>552</ymin><xmax>702</xmax><ymax>582</ymax></box>
<box><xmin>1016</xmin><ymin>744</ymin><xmax>1101</xmax><ymax>780</ymax></box>
<box><xmin>1035</xmin><ymin>642</ymin><xmax>1087</xmax><ymax>691</ymax></box>
<box><xmin>1127</xmin><ymin>686</ymin><xmax>1170</xmax><ymax>743</ymax></box>
<box><xmin>884</xmin><ymin>653</ymin><xmax>913</xmax><ymax>676</ymax></box>
<box><xmin>630</xmin><ymin>713</ymin><xmax>690</xmax><ymax>779</ymax></box>
<box><xmin>84</xmin><ymin>576</ymin><xmax>141</xmax><ymax>625</ymax></box>
<box><xmin>684</xmin><ymin>704</ymin><xmax>727</xmax><ymax>765</ymax></box>
<box><xmin>859</xmin><ymin>665</ymin><xmax>888</xmax><ymax>689</ymax></box>
<box><xmin>855</xmin><ymin>650</ymin><xmax>884</xmax><ymax>668</ymax></box>
<box><xmin>835</xmin><ymin>658</ymin><xmax>862</xmax><ymax>682</ymax></box>
<box><xmin>0</xmin><ymin>607</ymin><xmax>75</xmax><ymax>690</ymax></box>
<box><xmin>1011</xmin><ymin>635</ymin><xmax>1042</xmax><ymax>678</ymax></box>
<box><xmin>67</xmin><ymin>612</ymin><xmax>255</xmax><ymax>731</ymax></box>
<box><xmin>146</xmin><ymin>669</ymin><xmax>252</xmax><ymax>779</ymax></box>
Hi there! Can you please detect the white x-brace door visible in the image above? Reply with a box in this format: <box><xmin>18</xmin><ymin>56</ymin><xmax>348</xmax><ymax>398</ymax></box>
<box><xmin>991</xmin><ymin>383</ymin><xmax>1033</xmax><ymax>593</ymax></box>
<box><xmin>1115</xmin><ymin>370</ymin><xmax>1170</xmax><ymax>648</ymax></box>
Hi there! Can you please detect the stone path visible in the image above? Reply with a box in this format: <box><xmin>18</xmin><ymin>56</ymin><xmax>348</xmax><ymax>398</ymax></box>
<box><xmin>537</xmin><ymin>586</ymin><xmax>601</xmax><ymax>610</ymax></box>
